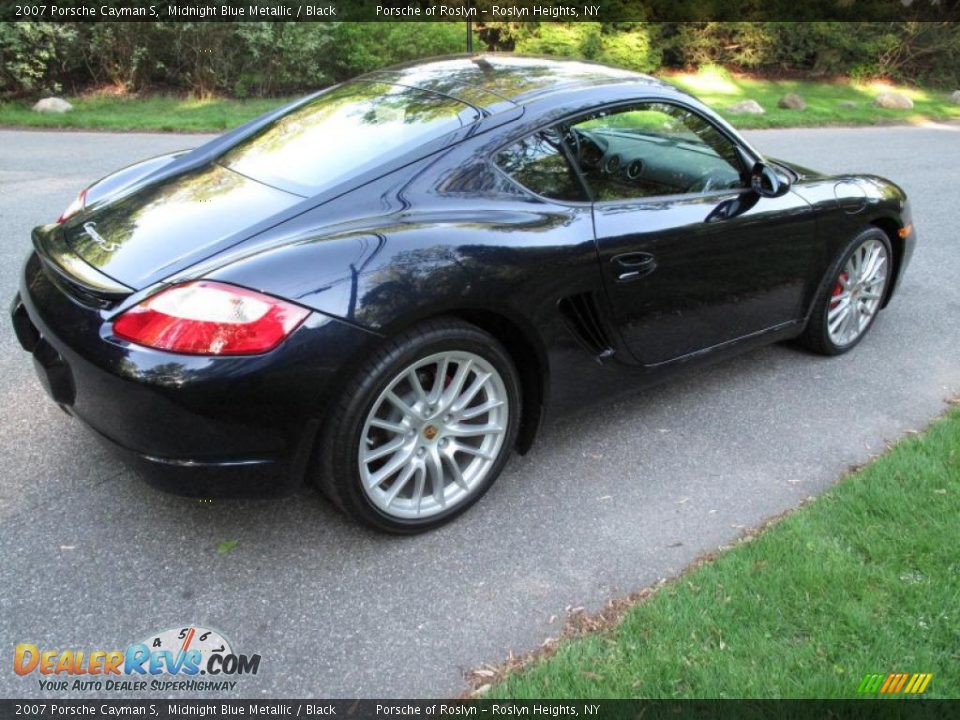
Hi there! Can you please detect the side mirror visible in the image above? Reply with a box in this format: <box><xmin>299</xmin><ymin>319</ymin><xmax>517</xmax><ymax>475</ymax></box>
<box><xmin>751</xmin><ymin>162</ymin><xmax>790</xmax><ymax>198</ymax></box>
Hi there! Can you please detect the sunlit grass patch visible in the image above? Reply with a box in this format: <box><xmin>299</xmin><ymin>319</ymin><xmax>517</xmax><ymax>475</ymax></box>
<box><xmin>668</xmin><ymin>70</ymin><xmax>960</xmax><ymax>129</ymax></box>
<box><xmin>0</xmin><ymin>94</ymin><xmax>289</xmax><ymax>133</ymax></box>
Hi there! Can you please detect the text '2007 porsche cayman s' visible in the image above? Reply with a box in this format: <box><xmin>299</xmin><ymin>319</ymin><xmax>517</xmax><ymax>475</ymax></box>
<box><xmin>11</xmin><ymin>56</ymin><xmax>914</xmax><ymax>532</ymax></box>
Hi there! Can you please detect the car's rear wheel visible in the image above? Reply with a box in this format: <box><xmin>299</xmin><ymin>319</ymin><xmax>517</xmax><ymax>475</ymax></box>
<box><xmin>315</xmin><ymin>318</ymin><xmax>520</xmax><ymax>533</ymax></box>
<box><xmin>799</xmin><ymin>227</ymin><xmax>893</xmax><ymax>355</ymax></box>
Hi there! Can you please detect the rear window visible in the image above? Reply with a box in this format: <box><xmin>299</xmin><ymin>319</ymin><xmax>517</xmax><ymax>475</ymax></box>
<box><xmin>220</xmin><ymin>82</ymin><xmax>476</xmax><ymax>196</ymax></box>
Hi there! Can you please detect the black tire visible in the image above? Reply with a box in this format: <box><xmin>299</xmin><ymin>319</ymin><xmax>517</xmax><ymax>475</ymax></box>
<box><xmin>798</xmin><ymin>226</ymin><xmax>893</xmax><ymax>356</ymax></box>
<box><xmin>314</xmin><ymin>317</ymin><xmax>521</xmax><ymax>533</ymax></box>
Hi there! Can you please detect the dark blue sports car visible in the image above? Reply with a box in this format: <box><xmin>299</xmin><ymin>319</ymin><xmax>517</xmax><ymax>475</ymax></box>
<box><xmin>11</xmin><ymin>55</ymin><xmax>914</xmax><ymax>531</ymax></box>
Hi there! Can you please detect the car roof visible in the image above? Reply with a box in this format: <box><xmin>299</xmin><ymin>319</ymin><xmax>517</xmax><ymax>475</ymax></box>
<box><xmin>365</xmin><ymin>54</ymin><xmax>677</xmax><ymax>114</ymax></box>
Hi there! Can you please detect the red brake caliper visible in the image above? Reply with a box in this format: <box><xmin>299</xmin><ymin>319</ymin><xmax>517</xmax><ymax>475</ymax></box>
<box><xmin>831</xmin><ymin>272</ymin><xmax>848</xmax><ymax>305</ymax></box>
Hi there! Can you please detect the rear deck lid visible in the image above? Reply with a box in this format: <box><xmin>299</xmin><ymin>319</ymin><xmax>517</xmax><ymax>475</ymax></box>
<box><xmin>63</xmin><ymin>163</ymin><xmax>302</xmax><ymax>289</ymax></box>
<box><xmin>62</xmin><ymin>80</ymin><xmax>478</xmax><ymax>289</ymax></box>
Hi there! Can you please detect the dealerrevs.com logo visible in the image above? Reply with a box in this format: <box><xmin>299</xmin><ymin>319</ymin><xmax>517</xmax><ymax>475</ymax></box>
<box><xmin>14</xmin><ymin>626</ymin><xmax>261</xmax><ymax>692</ymax></box>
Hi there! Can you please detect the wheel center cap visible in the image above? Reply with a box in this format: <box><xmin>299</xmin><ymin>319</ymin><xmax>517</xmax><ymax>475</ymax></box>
<box><xmin>423</xmin><ymin>425</ymin><xmax>438</xmax><ymax>441</ymax></box>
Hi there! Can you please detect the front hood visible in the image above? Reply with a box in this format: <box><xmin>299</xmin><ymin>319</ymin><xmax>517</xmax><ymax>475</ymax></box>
<box><xmin>64</xmin><ymin>164</ymin><xmax>302</xmax><ymax>289</ymax></box>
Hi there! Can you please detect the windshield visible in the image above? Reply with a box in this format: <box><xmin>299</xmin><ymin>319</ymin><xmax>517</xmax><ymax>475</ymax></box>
<box><xmin>220</xmin><ymin>81</ymin><xmax>477</xmax><ymax>196</ymax></box>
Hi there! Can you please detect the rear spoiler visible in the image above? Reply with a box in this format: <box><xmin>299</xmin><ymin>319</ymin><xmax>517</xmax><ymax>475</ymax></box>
<box><xmin>32</xmin><ymin>224</ymin><xmax>132</xmax><ymax>299</ymax></box>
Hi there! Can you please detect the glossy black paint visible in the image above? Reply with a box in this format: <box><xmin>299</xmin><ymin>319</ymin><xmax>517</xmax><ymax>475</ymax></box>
<box><xmin>13</xmin><ymin>56</ymin><xmax>914</xmax><ymax>497</ymax></box>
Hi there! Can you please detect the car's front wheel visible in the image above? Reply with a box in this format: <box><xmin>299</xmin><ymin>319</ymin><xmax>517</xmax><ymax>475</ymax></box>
<box><xmin>799</xmin><ymin>227</ymin><xmax>893</xmax><ymax>356</ymax></box>
<box><xmin>316</xmin><ymin>318</ymin><xmax>520</xmax><ymax>533</ymax></box>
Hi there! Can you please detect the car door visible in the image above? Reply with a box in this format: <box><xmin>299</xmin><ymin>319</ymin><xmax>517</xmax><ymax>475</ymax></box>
<box><xmin>565</xmin><ymin>101</ymin><xmax>818</xmax><ymax>366</ymax></box>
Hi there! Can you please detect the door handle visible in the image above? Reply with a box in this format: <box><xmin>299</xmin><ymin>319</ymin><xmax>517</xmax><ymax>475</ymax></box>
<box><xmin>612</xmin><ymin>252</ymin><xmax>656</xmax><ymax>282</ymax></box>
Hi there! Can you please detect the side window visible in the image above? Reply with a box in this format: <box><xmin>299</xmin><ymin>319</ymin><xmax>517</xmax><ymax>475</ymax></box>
<box><xmin>495</xmin><ymin>129</ymin><xmax>585</xmax><ymax>202</ymax></box>
<box><xmin>567</xmin><ymin>102</ymin><xmax>747</xmax><ymax>201</ymax></box>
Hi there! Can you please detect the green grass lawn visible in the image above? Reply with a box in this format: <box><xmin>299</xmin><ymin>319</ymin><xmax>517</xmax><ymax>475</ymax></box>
<box><xmin>670</xmin><ymin>67</ymin><xmax>960</xmax><ymax>129</ymax></box>
<box><xmin>0</xmin><ymin>94</ymin><xmax>287</xmax><ymax>133</ymax></box>
<box><xmin>483</xmin><ymin>405</ymin><xmax>960</xmax><ymax>699</ymax></box>
<box><xmin>1</xmin><ymin>69</ymin><xmax>958</xmax><ymax>133</ymax></box>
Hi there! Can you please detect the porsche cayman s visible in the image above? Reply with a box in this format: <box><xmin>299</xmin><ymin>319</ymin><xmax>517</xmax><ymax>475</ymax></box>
<box><xmin>11</xmin><ymin>56</ymin><xmax>914</xmax><ymax>532</ymax></box>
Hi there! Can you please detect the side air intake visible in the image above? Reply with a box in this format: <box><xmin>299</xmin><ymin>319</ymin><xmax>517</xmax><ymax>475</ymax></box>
<box><xmin>557</xmin><ymin>293</ymin><xmax>616</xmax><ymax>362</ymax></box>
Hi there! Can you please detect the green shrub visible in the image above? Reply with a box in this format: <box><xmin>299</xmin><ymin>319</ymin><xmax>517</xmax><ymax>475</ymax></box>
<box><xmin>0</xmin><ymin>21</ymin><xmax>460</xmax><ymax>98</ymax></box>
<box><xmin>596</xmin><ymin>23</ymin><xmax>661</xmax><ymax>72</ymax></box>
<box><xmin>514</xmin><ymin>23</ymin><xmax>602</xmax><ymax>59</ymax></box>
<box><xmin>0</xmin><ymin>22</ymin><xmax>79</xmax><ymax>96</ymax></box>
<box><xmin>82</xmin><ymin>23</ymin><xmax>166</xmax><ymax>92</ymax></box>
<box><xmin>1</xmin><ymin>21</ymin><xmax>958</xmax><ymax>99</ymax></box>
<box><xmin>328</xmin><ymin>23</ymin><xmax>464</xmax><ymax>81</ymax></box>
<box><xmin>232</xmin><ymin>23</ymin><xmax>334</xmax><ymax>96</ymax></box>
<box><xmin>657</xmin><ymin>21</ymin><xmax>960</xmax><ymax>86</ymax></box>
<box><xmin>512</xmin><ymin>22</ymin><xmax>660</xmax><ymax>73</ymax></box>
<box><xmin>666</xmin><ymin>22</ymin><xmax>778</xmax><ymax>69</ymax></box>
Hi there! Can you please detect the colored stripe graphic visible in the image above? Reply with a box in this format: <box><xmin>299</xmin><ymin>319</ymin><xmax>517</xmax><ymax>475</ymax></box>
<box><xmin>904</xmin><ymin>674</ymin><xmax>921</xmax><ymax>694</ymax></box>
<box><xmin>860</xmin><ymin>672</ymin><xmax>932</xmax><ymax>695</ymax></box>
<box><xmin>880</xmin><ymin>673</ymin><xmax>897</xmax><ymax>693</ymax></box>
<box><xmin>893</xmin><ymin>674</ymin><xmax>908</xmax><ymax>693</ymax></box>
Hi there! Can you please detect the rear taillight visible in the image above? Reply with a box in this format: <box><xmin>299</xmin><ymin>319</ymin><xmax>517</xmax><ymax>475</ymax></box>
<box><xmin>57</xmin><ymin>189</ymin><xmax>87</xmax><ymax>224</ymax></box>
<box><xmin>113</xmin><ymin>281</ymin><xmax>310</xmax><ymax>355</ymax></box>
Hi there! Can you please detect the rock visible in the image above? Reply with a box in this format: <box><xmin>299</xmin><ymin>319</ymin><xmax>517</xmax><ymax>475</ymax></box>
<box><xmin>873</xmin><ymin>92</ymin><xmax>913</xmax><ymax>110</ymax></box>
<box><xmin>839</xmin><ymin>101</ymin><xmax>859</xmax><ymax>109</ymax></box>
<box><xmin>32</xmin><ymin>97</ymin><xmax>73</xmax><ymax>113</ymax></box>
<box><xmin>777</xmin><ymin>93</ymin><xmax>806</xmax><ymax>110</ymax></box>
<box><xmin>727</xmin><ymin>100</ymin><xmax>765</xmax><ymax>115</ymax></box>
<box><xmin>949</xmin><ymin>90</ymin><xmax>960</xmax><ymax>105</ymax></box>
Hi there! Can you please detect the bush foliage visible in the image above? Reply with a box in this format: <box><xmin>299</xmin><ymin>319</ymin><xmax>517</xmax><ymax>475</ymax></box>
<box><xmin>2</xmin><ymin>21</ymin><xmax>958</xmax><ymax>99</ymax></box>
<box><xmin>0</xmin><ymin>22</ymin><xmax>470</xmax><ymax>98</ymax></box>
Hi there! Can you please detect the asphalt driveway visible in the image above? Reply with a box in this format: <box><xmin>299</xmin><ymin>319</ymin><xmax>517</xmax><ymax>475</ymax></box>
<box><xmin>0</xmin><ymin>123</ymin><xmax>957</xmax><ymax>698</ymax></box>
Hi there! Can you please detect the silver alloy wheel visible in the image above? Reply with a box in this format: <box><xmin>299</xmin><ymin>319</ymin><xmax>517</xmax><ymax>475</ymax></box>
<box><xmin>827</xmin><ymin>237</ymin><xmax>890</xmax><ymax>348</ymax></box>
<box><xmin>358</xmin><ymin>351</ymin><xmax>509</xmax><ymax>520</ymax></box>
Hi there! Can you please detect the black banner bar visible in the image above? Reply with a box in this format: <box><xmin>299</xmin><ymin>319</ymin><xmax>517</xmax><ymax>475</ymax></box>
<box><xmin>0</xmin><ymin>700</ymin><xmax>957</xmax><ymax>720</ymax></box>
<box><xmin>1</xmin><ymin>0</ymin><xmax>959</xmax><ymax>23</ymax></box>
